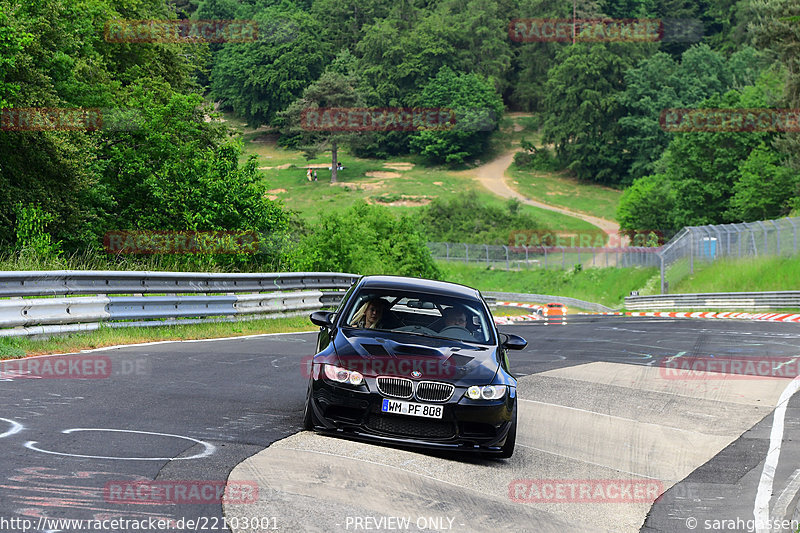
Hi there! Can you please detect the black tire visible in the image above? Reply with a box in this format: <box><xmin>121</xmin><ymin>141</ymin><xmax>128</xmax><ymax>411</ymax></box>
<box><xmin>302</xmin><ymin>381</ymin><xmax>317</xmax><ymax>430</ymax></box>
<box><xmin>497</xmin><ymin>407</ymin><xmax>517</xmax><ymax>459</ymax></box>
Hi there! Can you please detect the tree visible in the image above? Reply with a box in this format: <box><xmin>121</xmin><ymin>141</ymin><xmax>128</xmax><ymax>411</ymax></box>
<box><xmin>541</xmin><ymin>42</ymin><xmax>650</xmax><ymax>184</ymax></box>
<box><xmin>744</xmin><ymin>0</ymin><xmax>800</xmax><ymax>171</ymax></box>
<box><xmin>728</xmin><ymin>143</ymin><xmax>799</xmax><ymax>221</ymax></box>
<box><xmin>278</xmin><ymin>63</ymin><xmax>365</xmax><ymax>183</ymax></box>
<box><xmin>210</xmin><ymin>6</ymin><xmax>330</xmax><ymax>126</ymax></box>
<box><xmin>616</xmin><ymin>173</ymin><xmax>678</xmax><ymax>237</ymax></box>
<box><xmin>356</xmin><ymin>10</ymin><xmax>459</xmax><ymax>107</ymax></box>
<box><xmin>408</xmin><ymin>66</ymin><xmax>503</xmax><ymax>164</ymax></box>
<box><xmin>618</xmin><ymin>45</ymin><xmax>765</xmax><ymax>183</ymax></box>
<box><xmin>617</xmin><ymin>74</ymin><xmax>786</xmax><ymax>232</ymax></box>
<box><xmin>97</xmin><ymin>82</ymin><xmax>289</xmax><ymax>264</ymax></box>
<box><xmin>310</xmin><ymin>0</ymin><xmax>392</xmax><ymax>51</ymax></box>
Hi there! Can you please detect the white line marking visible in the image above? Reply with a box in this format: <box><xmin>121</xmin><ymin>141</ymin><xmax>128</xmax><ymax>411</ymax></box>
<box><xmin>754</xmin><ymin>375</ymin><xmax>800</xmax><ymax>533</ymax></box>
<box><xmin>0</xmin><ymin>418</ymin><xmax>24</xmax><ymax>439</ymax></box>
<box><xmin>24</xmin><ymin>428</ymin><xmax>216</xmax><ymax>461</ymax></box>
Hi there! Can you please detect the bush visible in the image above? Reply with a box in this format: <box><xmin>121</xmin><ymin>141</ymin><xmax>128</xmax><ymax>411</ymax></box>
<box><xmin>14</xmin><ymin>203</ymin><xmax>62</xmax><ymax>260</ymax></box>
<box><xmin>416</xmin><ymin>191</ymin><xmax>542</xmax><ymax>244</ymax></box>
<box><xmin>290</xmin><ymin>202</ymin><xmax>440</xmax><ymax>278</ymax></box>
<box><xmin>513</xmin><ymin>141</ymin><xmax>562</xmax><ymax>171</ymax></box>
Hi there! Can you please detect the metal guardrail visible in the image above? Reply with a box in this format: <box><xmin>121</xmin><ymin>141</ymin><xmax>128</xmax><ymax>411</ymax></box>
<box><xmin>0</xmin><ymin>271</ymin><xmax>359</xmax><ymax>337</ymax></box>
<box><xmin>0</xmin><ymin>270</ymin><xmax>358</xmax><ymax>297</ymax></box>
<box><xmin>625</xmin><ymin>291</ymin><xmax>800</xmax><ymax>311</ymax></box>
<box><xmin>484</xmin><ymin>291</ymin><xmax>615</xmax><ymax>313</ymax></box>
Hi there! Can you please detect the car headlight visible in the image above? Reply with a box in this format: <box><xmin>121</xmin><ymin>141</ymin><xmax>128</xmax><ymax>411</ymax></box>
<box><xmin>323</xmin><ymin>364</ymin><xmax>364</xmax><ymax>386</ymax></box>
<box><xmin>465</xmin><ymin>385</ymin><xmax>507</xmax><ymax>400</ymax></box>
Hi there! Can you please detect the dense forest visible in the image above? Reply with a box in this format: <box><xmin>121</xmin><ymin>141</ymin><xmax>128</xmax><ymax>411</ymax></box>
<box><xmin>0</xmin><ymin>0</ymin><xmax>797</xmax><ymax>275</ymax></box>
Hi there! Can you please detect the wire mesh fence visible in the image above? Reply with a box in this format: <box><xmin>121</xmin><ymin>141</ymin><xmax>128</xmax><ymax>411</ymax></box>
<box><xmin>426</xmin><ymin>242</ymin><xmax>660</xmax><ymax>270</ymax></box>
<box><xmin>429</xmin><ymin>216</ymin><xmax>800</xmax><ymax>294</ymax></box>
<box><xmin>657</xmin><ymin>217</ymin><xmax>800</xmax><ymax>293</ymax></box>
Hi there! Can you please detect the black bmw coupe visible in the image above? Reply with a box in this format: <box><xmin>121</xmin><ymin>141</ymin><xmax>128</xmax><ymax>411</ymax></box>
<box><xmin>302</xmin><ymin>275</ymin><xmax>527</xmax><ymax>458</ymax></box>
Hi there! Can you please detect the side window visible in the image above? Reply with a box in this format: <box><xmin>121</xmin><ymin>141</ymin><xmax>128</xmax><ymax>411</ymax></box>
<box><xmin>332</xmin><ymin>281</ymin><xmax>358</xmax><ymax>324</ymax></box>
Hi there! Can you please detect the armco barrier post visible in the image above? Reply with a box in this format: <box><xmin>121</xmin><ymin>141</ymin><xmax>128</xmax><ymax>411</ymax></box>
<box><xmin>772</xmin><ymin>220</ymin><xmax>781</xmax><ymax>255</ymax></box>
<box><xmin>659</xmin><ymin>252</ymin><xmax>666</xmax><ymax>294</ymax></box>
<box><xmin>756</xmin><ymin>220</ymin><xmax>767</xmax><ymax>256</ymax></box>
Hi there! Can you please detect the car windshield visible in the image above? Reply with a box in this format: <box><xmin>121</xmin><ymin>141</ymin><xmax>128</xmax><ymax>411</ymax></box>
<box><xmin>342</xmin><ymin>289</ymin><xmax>495</xmax><ymax>345</ymax></box>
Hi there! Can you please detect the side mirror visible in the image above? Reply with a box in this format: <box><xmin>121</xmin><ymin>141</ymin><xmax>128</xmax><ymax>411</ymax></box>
<box><xmin>501</xmin><ymin>333</ymin><xmax>527</xmax><ymax>350</ymax></box>
<box><xmin>310</xmin><ymin>310</ymin><xmax>334</xmax><ymax>328</ymax></box>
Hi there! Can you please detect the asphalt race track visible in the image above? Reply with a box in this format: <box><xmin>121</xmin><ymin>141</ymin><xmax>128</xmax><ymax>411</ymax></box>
<box><xmin>2</xmin><ymin>316</ymin><xmax>800</xmax><ymax>532</ymax></box>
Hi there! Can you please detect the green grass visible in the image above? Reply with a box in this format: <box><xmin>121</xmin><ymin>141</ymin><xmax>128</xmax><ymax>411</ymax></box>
<box><xmin>239</xmin><ymin>113</ymin><xmax>607</xmax><ymax>238</ymax></box>
<box><xmin>507</xmin><ymin>165</ymin><xmax>623</xmax><ymax>222</ymax></box>
<box><xmin>0</xmin><ymin>315</ymin><xmax>314</xmax><ymax>358</ymax></box>
<box><xmin>670</xmin><ymin>256</ymin><xmax>800</xmax><ymax>293</ymax></box>
<box><xmin>438</xmin><ymin>261</ymin><xmax>657</xmax><ymax>308</ymax></box>
<box><xmin>256</xmin><ymin>144</ymin><xmax>602</xmax><ymax>235</ymax></box>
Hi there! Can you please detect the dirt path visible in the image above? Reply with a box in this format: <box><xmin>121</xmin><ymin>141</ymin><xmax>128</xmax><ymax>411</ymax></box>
<box><xmin>470</xmin><ymin>149</ymin><xmax>621</xmax><ymax>235</ymax></box>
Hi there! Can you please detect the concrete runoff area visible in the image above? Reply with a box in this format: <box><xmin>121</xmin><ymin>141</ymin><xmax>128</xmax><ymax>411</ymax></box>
<box><xmin>224</xmin><ymin>361</ymin><xmax>789</xmax><ymax>532</ymax></box>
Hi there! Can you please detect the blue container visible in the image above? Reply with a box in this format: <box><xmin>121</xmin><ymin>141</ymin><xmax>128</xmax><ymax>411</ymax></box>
<box><xmin>701</xmin><ymin>237</ymin><xmax>717</xmax><ymax>258</ymax></box>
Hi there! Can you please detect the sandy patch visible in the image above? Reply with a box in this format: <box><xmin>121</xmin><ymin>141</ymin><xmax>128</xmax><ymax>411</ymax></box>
<box><xmin>545</xmin><ymin>191</ymin><xmax>566</xmax><ymax>196</ymax></box>
<box><xmin>331</xmin><ymin>181</ymin><xmax>385</xmax><ymax>191</ymax></box>
<box><xmin>383</xmin><ymin>162</ymin><xmax>414</xmax><ymax>171</ymax></box>
<box><xmin>258</xmin><ymin>164</ymin><xmax>292</xmax><ymax>170</ymax></box>
<box><xmin>251</xmin><ymin>134</ymin><xmax>280</xmax><ymax>143</ymax></box>
<box><xmin>433</xmin><ymin>182</ymin><xmax>443</xmax><ymax>186</ymax></box>
<box><xmin>267</xmin><ymin>188</ymin><xmax>287</xmax><ymax>194</ymax></box>
<box><xmin>366</xmin><ymin>171</ymin><xmax>401</xmax><ymax>179</ymax></box>
<box><xmin>368</xmin><ymin>195</ymin><xmax>432</xmax><ymax>207</ymax></box>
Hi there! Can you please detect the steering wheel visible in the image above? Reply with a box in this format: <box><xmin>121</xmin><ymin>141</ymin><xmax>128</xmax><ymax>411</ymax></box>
<box><xmin>438</xmin><ymin>326</ymin><xmax>475</xmax><ymax>341</ymax></box>
<box><xmin>395</xmin><ymin>325</ymin><xmax>437</xmax><ymax>335</ymax></box>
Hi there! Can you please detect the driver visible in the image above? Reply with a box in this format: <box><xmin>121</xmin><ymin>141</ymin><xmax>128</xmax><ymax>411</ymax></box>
<box><xmin>442</xmin><ymin>306</ymin><xmax>468</xmax><ymax>328</ymax></box>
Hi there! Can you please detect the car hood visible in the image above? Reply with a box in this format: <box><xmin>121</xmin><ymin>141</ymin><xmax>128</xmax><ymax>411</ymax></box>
<box><xmin>332</xmin><ymin>328</ymin><xmax>499</xmax><ymax>384</ymax></box>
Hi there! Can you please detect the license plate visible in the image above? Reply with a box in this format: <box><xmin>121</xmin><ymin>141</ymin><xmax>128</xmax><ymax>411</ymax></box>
<box><xmin>381</xmin><ymin>399</ymin><xmax>443</xmax><ymax>419</ymax></box>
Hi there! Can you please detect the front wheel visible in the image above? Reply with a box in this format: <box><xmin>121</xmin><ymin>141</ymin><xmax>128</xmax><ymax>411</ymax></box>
<box><xmin>302</xmin><ymin>381</ymin><xmax>318</xmax><ymax>430</ymax></box>
<box><xmin>497</xmin><ymin>407</ymin><xmax>517</xmax><ymax>459</ymax></box>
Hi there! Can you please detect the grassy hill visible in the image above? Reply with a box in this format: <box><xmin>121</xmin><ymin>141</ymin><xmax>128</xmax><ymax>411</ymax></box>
<box><xmin>234</xmin><ymin>113</ymin><xmax>619</xmax><ymax>242</ymax></box>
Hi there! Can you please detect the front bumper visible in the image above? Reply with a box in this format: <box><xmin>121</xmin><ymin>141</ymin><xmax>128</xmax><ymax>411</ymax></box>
<box><xmin>308</xmin><ymin>375</ymin><xmax>515</xmax><ymax>453</ymax></box>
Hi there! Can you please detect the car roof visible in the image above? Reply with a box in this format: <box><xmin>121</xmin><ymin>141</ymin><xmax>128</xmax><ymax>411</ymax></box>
<box><xmin>357</xmin><ymin>275</ymin><xmax>481</xmax><ymax>300</ymax></box>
